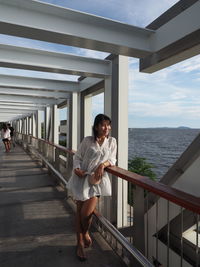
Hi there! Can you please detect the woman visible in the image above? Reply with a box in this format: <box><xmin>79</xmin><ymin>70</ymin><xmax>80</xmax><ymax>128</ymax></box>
<box><xmin>1</xmin><ymin>123</ymin><xmax>11</xmax><ymax>152</ymax></box>
<box><xmin>68</xmin><ymin>114</ymin><xmax>117</xmax><ymax>261</ymax></box>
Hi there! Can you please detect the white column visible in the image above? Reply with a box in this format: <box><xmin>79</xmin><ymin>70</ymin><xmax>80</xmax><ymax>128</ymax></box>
<box><xmin>84</xmin><ymin>94</ymin><xmax>92</xmax><ymax>137</ymax></box>
<box><xmin>23</xmin><ymin>118</ymin><xmax>26</xmax><ymax>134</ymax></box>
<box><xmin>36</xmin><ymin>110</ymin><xmax>42</xmax><ymax>138</ymax></box>
<box><xmin>31</xmin><ymin>113</ymin><xmax>36</xmax><ymax>137</ymax></box>
<box><xmin>45</xmin><ymin>106</ymin><xmax>51</xmax><ymax>140</ymax></box>
<box><xmin>68</xmin><ymin>93</ymin><xmax>78</xmax><ymax>150</ymax></box>
<box><xmin>29</xmin><ymin>116</ymin><xmax>32</xmax><ymax>135</ymax></box>
<box><xmin>104</xmin><ymin>76</ymin><xmax>112</xmax><ymax>117</ymax></box>
<box><xmin>26</xmin><ymin>117</ymin><xmax>28</xmax><ymax>134</ymax></box>
<box><xmin>77</xmin><ymin>92</ymin><xmax>81</xmax><ymax>144</ymax></box>
<box><xmin>16</xmin><ymin>120</ymin><xmax>19</xmax><ymax>132</ymax></box>
<box><xmin>105</xmin><ymin>55</ymin><xmax>128</xmax><ymax>227</ymax></box>
<box><xmin>52</xmin><ymin>105</ymin><xmax>59</xmax><ymax>144</ymax></box>
<box><xmin>19</xmin><ymin>119</ymin><xmax>22</xmax><ymax>133</ymax></box>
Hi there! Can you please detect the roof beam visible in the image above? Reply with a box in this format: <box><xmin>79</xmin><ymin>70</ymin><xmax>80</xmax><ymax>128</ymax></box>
<box><xmin>0</xmin><ymin>87</ymin><xmax>70</xmax><ymax>99</ymax></box>
<box><xmin>0</xmin><ymin>109</ymin><xmax>36</xmax><ymax>114</ymax></box>
<box><xmin>0</xmin><ymin>0</ymin><xmax>154</xmax><ymax>58</ymax></box>
<box><xmin>0</xmin><ymin>104</ymin><xmax>44</xmax><ymax>110</ymax></box>
<box><xmin>0</xmin><ymin>95</ymin><xmax>60</xmax><ymax>105</ymax></box>
<box><xmin>140</xmin><ymin>0</ymin><xmax>200</xmax><ymax>72</ymax></box>
<box><xmin>0</xmin><ymin>44</ymin><xmax>111</xmax><ymax>78</ymax></box>
<box><xmin>0</xmin><ymin>113</ymin><xmax>32</xmax><ymax>122</ymax></box>
<box><xmin>0</xmin><ymin>102</ymin><xmax>46</xmax><ymax>108</ymax></box>
<box><xmin>0</xmin><ymin>74</ymin><xmax>79</xmax><ymax>92</ymax></box>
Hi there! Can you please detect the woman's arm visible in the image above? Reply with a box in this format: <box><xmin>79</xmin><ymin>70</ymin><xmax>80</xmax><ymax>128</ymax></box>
<box><xmin>94</xmin><ymin>138</ymin><xmax>117</xmax><ymax>179</ymax></box>
<box><xmin>73</xmin><ymin>137</ymin><xmax>88</xmax><ymax>177</ymax></box>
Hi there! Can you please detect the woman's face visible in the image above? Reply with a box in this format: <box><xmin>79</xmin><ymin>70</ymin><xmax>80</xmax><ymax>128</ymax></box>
<box><xmin>96</xmin><ymin>120</ymin><xmax>111</xmax><ymax>137</ymax></box>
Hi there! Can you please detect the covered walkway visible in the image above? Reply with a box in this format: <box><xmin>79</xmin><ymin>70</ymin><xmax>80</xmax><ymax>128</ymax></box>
<box><xmin>0</xmin><ymin>0</ymin><xmax>200</xmax><ymax>266</ymax></box>
<box><xmin>0</xmin><ymin>143</ymin><xmax>125</xmax><ymax>267</ymax></box>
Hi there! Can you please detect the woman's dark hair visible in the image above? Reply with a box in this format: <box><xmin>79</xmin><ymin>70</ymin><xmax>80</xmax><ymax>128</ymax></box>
<box><xmin>2</xmin><ymin>123</ymin><xmax>8</xmax><ymax>132</ymax></box>
<box><xmin>92</xmin><ymin>114</ymin><xmax>111</xmax><ymax>140</ymax></box>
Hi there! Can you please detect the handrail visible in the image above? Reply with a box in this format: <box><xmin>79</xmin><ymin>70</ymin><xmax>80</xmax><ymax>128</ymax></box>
<box><xmin>16</xmin><ymin>133</ymin><xmax>200</xmax><ymax>214</ymax></box>
<box><xmin>93</xmin><ymin>210</ymin><xmax>154</xmax><ymax>267</ymax></box>
<box><xmin>108</xmin><ymin>166</ymin><xmax>200</xmax><ymax>214</ymax></box>
<box><xmin>31</xmin><ymin>136</ymin><xmax>76</xmax><ymax>155</ymax></box>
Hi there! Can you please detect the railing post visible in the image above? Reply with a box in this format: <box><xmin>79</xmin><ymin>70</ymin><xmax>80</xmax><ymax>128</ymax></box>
<box><xmin>55</xmin><ymin>147</ymin><xmax>60</xmax><ymax>172</ymax></box>
<box><xmin>133</xmin><ymin>186</ymin><xmax>145</xmax><ymax>255</ymax></box>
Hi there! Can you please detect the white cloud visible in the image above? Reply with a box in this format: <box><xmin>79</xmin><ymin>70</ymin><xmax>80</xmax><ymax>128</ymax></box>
<box><xmin>76</xmin><ymin>48</ymin><xmax>108</xmax><ymax>59</ymax></box>
<box><xmin>129</xmin><ymin>101</ymin><xmax>200</xmax><ymax>119</ymax></box>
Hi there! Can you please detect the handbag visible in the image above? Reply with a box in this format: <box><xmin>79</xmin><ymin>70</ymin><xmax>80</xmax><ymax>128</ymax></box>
<box><xmin>88</xmin><ymin>172</ymin><xmax>101</xmax><ymax>185</ymax></box>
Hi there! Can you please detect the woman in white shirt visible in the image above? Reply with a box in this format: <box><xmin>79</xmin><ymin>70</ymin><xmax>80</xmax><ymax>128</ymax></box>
<box><xmin>1</xmin><ymin>123</ymin><xmax>11</xmax><ymax>152</ymax></box>
<box><xmin>68</xmin><ymin>114</ymin><xmax>117</xmax><ymax>261</ymax></box>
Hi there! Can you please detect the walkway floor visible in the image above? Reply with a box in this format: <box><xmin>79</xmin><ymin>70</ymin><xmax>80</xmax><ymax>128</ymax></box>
<box><xmin>0</xmin><ymin>143</ymin><xmax>125</xmax><ymax>267</ymax></box>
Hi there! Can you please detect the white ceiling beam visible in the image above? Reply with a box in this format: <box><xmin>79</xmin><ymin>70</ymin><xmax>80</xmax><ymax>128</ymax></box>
<box><xmin>0</xmin><ymin>113</ymin><xmax>32</xmax><ymax>121</ymax></box>
<box><xmin>0</xmin><ymin>44</ymin><xmax>111</xmax><ymax>78</ymax></box>
<box><xmin>0</xmin><ymin>109</ymin><xmax>36</xmax><ymax>114</ymax></box>
<box><xmin>79</xmin><ymin>77</ymin><xmax>103</xmax><ymax>92</ymax></box>
<box><xmin>0</xmin><ymin>95</ymin><xmax>59</xmax><ymax>105</ymax></box>
<box><xmin>0</xmin><ymin>102</ymin><xmax>46</xmax><ymax>108</ymax></box>
<box><xmin>0</xmin><ymin>74</ymin><xmax>79</xmax><ymax>92</ymax></box>
<box><xmin>140</xmin><ymin>1</ymin><xmax>200</xmax><ymax>72</ymax></box>
<box><xmin>0</xmin><ymin>0</ymin><xmax>154</xmax><ymax>58</ymax></box>
<box><xmin>0</xmin><ymin>104</ymin><xmax>44</xmax><ymax>110</ymax></box>
<box><xmin>149</xmin><ymin>1</ymin><xmax>200</xmax><ymax>52</ymax></box>
<box><xmin>0</xmin><ymin>87</ymin><xmax>70</xmax><ymax>99</ymax></box>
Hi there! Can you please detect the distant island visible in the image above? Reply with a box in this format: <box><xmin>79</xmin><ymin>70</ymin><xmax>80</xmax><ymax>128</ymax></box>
<box><xmin>156</xmin><ymin>126</ymin><xmax>191</xmax><ymax>129</ymax></box>
<box><xmin>177</xmin><ymin>126</ymin><xmax>191</xmax><ymax>129</ymax></box>
<box><xmin>129</xmin><ymin>126</ymin><xmax>193</xmax><ymax>129</ymax></box>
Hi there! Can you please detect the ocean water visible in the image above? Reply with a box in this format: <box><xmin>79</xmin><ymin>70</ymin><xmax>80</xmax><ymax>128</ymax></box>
<box><xmin>128</xmin><ymin>128</ymin><xmax>200</xmax><ymax>180</ymax></box>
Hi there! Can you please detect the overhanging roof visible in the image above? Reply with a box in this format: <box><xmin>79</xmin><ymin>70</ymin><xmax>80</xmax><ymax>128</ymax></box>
<box><xmin>0</xmin><ymin>0</ymin><xmax>199</xmax><ymax>122</ymax></box>
<box><xmin>140</xmin><ymin>0</ymin><xmax>200</xmax><ymax>72</ymax></box>
<box><xmin>0</xmin><ymin>0</ymin><xmax>154</xmax><ymax>58</ymax></box>
<box><xmin>0</xmin><ymin>44</ymin><xmax>112</xmax><ymax>78</ymax></box>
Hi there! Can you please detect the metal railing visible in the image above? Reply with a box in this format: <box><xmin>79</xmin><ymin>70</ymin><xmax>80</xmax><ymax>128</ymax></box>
<box><xmin>16</xmin><ymin>133</ymin><xmax>200</xmax><ymax>267</ymax></box>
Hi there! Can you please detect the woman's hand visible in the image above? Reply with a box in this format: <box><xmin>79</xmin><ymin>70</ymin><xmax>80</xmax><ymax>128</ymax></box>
<box><xmin>74</xmin><ymin>168</ymin><xmax>86</xmax><ymax>177</ymax></box>
<box><xmin>94</xmin><ymin>163</ymin><xmax>105</xmax><ymax>181</ymax></box>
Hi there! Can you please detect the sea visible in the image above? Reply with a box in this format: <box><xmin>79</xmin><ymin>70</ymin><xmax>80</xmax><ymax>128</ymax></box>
<box><xmin>128</xmin><ymin>128</ymin><xmax>200</xmax><ymax>180</ymax></box>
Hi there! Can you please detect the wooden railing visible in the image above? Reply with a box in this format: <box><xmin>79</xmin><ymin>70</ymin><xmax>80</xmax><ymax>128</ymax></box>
<box><xmin>16</xmin><ymin>133</ymin><xmax>200</xmax><ymax>267</ymax></box>
<box><xmin>16</xmin><ymin>133</ymin><xmax>200</xmax><ymax>214</ymax></box>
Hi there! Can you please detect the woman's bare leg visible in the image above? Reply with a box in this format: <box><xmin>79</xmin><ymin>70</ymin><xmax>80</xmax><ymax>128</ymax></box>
<box><xmin>75</xmin><ymin>197</ymin><xmax>98</xmax><ymax>260</ymax></box>
<box><xmin>81</xmin><ymin>197</ymin><xmax>98</xmax><ymax>246</ymax></box>
<box><xmin>7</xmin><ymin>141</ymin><xmax>11</xmax><ymax>151</ymax></box>
<box><xmin>3</xmin><ymin>141</ymin><xmax>9</xmax><ymax>152</ymax></box>
<box><xmin>76</xmin><ymin>201</ymin><xmax>86</xmax><ymax>260</ymax></box>
<box><xmin>76</xmin><ymin>201</ymin><xmax>84</xmax><ymax>245</ymax></box>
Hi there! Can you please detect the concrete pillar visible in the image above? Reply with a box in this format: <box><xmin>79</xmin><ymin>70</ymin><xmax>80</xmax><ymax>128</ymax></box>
<box><xmin>68</xmin><ymin>93</ymin><xmax>78</xmax><ymax>150</ymax></box>
<box><xmin>77</xmin><ymin>92</ymin><xmax>81</xmax><ymax>144</ymax></box>
<box><xmin>29</xmin><ymin>116</ymin><xmax>32</xmax><ymax>135</ymax></box>
<box><xmin>84</xmin><ymin>94</ymin><xmax>92</xmax><ymax>137</ymax></box>
<box><xmin>24</xmin><ymin>118</ymin><xmax>26</xmax><ymax>134</ymax></box>
<box><xmin>31</xmin><ymin>113</ymin><xmax>36</xmax><ymax>137</ymax></box>
<box><xmin>52</xmin><ymin>105</ymin><xmax>59</xmax><ymax>144</ymax></box>
<box><xmin>19</xmin><ymin>119</ymin><xmax>21</xmax><ymax>133</ymax></box>
<box><xmin>36</xmin><ymin>110</ymin><xmax>42</xmax><ymax>138</ymax></box>
<box><xmin>26</xmin><ymin>117</ymin><xmax>29</xmax><ymax>134</ymax></box>
<box><xmin>104</xmin><ymin>55</ymin><xmax>128</xmax><ymax>228</ymax></box>
<box><xmin>16</xmin><ymin>120</ymin><xmax>19</xmax><ymax>132</ymax></box>
<box><xmin>45</xmin><ymin>106</ymin><xmax>51</xmax><ymax>140</ymax></box>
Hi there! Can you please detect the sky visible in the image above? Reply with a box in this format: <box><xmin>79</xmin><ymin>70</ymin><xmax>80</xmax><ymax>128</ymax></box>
<box><xmin>0</xmin><ymin>0</ymin><xmax>199</xmax><ymax>128</ymax></box>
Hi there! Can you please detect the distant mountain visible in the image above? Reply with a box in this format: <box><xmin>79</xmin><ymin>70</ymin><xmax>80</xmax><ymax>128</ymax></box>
<box><xmin>129</xmin><ymin>126</ymin><xmax>192</xmax><ymax>129</ymax></box>
<box><xmin>178</xmin><ymin>126</ymin><xmax>191</xmax><ymax>129</ymax></box>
